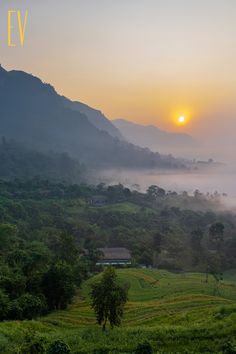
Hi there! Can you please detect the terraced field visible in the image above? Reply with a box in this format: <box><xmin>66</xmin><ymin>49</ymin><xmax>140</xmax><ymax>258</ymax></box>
<box><xmin>43</xmin><ymin>269</ymin><xmax>236</xmax><ymax>328</ymax></box>
<box><xmin>1</xmin><ymin>268</ymin><xmax>236</xmax><ymax>353</ymax></box>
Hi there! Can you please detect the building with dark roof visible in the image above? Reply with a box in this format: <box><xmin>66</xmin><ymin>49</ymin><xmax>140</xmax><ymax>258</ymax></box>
<box><xmin>96</xmin><ymin>247</ymin><xmax>132</xmax><ymax>266</ymax></box>
<box><xmin>90</xmin><ymin>195</ymin><xmax>108</xmax><ymax>207</ymax></box>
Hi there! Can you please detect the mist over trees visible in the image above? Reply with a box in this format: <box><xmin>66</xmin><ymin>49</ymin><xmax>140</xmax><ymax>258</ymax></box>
<box><xmin>0</xmin><ymin>177</ymin><xmax>236</xmax><ymax>322</ymax></box>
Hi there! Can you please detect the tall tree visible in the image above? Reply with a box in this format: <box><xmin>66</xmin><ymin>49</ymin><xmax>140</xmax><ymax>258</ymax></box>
<box><xmin>190</xmin><ymin>229</ymin><xmax>204</xmax><ymax>266</ymax></box>
<box><xmin>42</xmin><ymin>262</ymin><xmax>76</xmax><ymax>310</ymax></box>
<box><xmin>90</xmin><ymin>267</ymin><xmax>128</xmax><ymax>330</ymax></box>
<box><xmin>209</xmin><ymin>222</ymin><xmax>225</xmax><ymax>250</ymax></box>
<box><xmin>207</xmin><ymin>222</ymin><xmax>225</xmax><ymax>289</ymax></box>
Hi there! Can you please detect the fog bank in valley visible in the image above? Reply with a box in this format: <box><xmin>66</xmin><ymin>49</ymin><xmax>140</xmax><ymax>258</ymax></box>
<box><xmin>96</xmin><ymin>162</ymin><xmax>236</xmax><ymax>212</ymax></box>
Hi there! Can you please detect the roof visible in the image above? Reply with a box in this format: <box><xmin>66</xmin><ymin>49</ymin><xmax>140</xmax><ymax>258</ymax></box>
<box><xmin>98</xmin><ymin>247</ymin><xmax>131</xmax><ymax>260</ymax></box>
<box><xmin>91</xmin><ymin>195</ymin><xmax>107</xmax><ymax>201</ymax></box>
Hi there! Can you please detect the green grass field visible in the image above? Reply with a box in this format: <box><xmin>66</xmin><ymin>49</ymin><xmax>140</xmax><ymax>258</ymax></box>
<box><xmin>1</xmin><ymin>268</ymin><xmax>236</xmax><ymax>353</ymax></box>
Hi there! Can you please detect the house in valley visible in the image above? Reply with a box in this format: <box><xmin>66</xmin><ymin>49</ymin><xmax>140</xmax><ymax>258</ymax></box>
<box><xmin>90</xmin><ymin>195</ymin><xmax>108</xmax><ymax>207</ymax></box>
<box><xmin>96</xmin><ymin>247</ymin><xmax>132</xmax><ymax>266</ymax></box>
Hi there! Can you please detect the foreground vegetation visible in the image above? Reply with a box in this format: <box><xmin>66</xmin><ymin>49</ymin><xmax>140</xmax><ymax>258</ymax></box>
<box><xmin>0</xmin><ymin>268</ymin><xmax>236</xmax><ymax>353</ymax></box>
<box><xmin>0</xmin><ymin>178</ymin><xmax>236</xmax><ymax>352</ymax></box>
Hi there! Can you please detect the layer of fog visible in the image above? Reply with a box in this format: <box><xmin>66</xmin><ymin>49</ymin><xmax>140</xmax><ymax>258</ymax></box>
<box><xmin>97</xmin><ymin>167</ymin><xmax>232</xmax><ymax>193</ymax></box>
<box><xmin>98</xmin><ymin>114</ymin><xmax>236</xmax><ymax>207</ymax></box>
<box><xmin>125</xmin><ymin>111</ymin><xmax>236</xmax><ymax>164</ymax></box>
<box><xmin>96</xmin><ymin>163</ymin><xmax>236</xmax><ymax>211</ymax></box>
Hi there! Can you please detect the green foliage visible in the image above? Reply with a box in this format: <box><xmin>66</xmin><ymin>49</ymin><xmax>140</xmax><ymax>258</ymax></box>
<box><xmin>209</xmin><ymin>222</ymin><xmax>225</xmax><ymax>242</ymax></box>
<box><xmin>42</xmin><ymin>262</ymin><xmax>76</xmax><ymax>311</ymax></box>
<box><xmin>147</xmin><ymin>185</ymin><xmax>165</xmax><ymax>200</ymax></box>
<box><xmin>19</xmin><ymin>329</ymin><xmax>45</xmax><ymax>354</ymax></box>
<box><xmin>9</xmin><ymin>293</ymin><xmax>46</xmax><ymax>320</ymax></box>
<box><xmin>222</xmin><ymin>341</ymin><xmax>236</xmax><ymax>354</ymax></box>
<box><xmin>1</xmin><ymin>268</ymin><xmax>236</xmax><ymax>353</ymax></box>
<box><xmin>0</xmin><ymin>180</ymin><xmax>94</xmax><ymax>321</ymax></box>
<box><xmin>0</xmin><ymin>290</ymin><xmax>9</xmax><ymax>320</ymax></box>
<box><xmin>0</xmin><ymin>140</ymin><xmax>83</xmax><ymax>183</ymax></box>
<box><xmin>0</xmin><ymin>271</ymin><xmax>26</xmax><ymax>299</ymax></box>
<box><xmin>90</xmin><ymin>267</ymin><xmax>128</xmax><ymax>330</ymax></box>
<box><xmin>93</xmin><ymin>350</ymin><xmax>109</xmax><ymax>354</ymax></box>
<box><xmin>0</xmin><ymin>224</ymin><xmax>17</xmax><ymax>253</ymax></box>
<box><xmin>135</xmin><ymin>341</ymin><xmax>153</xmax><ymax>354</ymax></box>
<box><xmin>47</xmin><ymin>340</ymin><xmax>71</xmax><ymax>354</ymax></box>
<box><xmin>0</xmin><ymin>176</ymin><xmax>235</xmax><ymax>328</ymax></box>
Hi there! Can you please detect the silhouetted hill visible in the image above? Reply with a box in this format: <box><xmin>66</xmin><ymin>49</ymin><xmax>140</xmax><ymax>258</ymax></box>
<box><xmin>63</xmin><ymin>97</ymin><xmax>123</xmax><ymax>139</ymax></box>
<box><xmin>113</xmin><ymin>119</ymin><xmax>197</xmax><ymax>154</ymax></box>
<box><xmin>0</xmin><ymin>66</ymin><xmax>186</xmax><ymax>169</ymax></box>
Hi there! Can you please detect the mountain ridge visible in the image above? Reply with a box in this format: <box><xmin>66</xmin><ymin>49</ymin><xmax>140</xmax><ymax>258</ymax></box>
<box><xmin>0</xmin><ymin>66</ymin><xmax>186</xmax><ymax>169</ymax></box>
<box><xmin>62</xmin><ymin>97</ymin><xmax>123</xmax><ymax>140</ymax></box>
<box><xmin>113</xmin><ymin>118</ymin><xmax>196</xmax><ymax>154</ymax></box>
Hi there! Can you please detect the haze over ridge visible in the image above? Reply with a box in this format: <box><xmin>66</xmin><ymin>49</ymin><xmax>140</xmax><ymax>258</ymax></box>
<box><xmin>1</xmin><ymin>0</ymin><xmax>236</xmax><ymax>147</ymax></box>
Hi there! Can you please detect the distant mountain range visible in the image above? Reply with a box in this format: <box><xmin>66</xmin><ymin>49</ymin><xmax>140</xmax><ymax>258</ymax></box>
<box><xmin>0</xmin><ymin>66</ymin><xmax>186</xmax><ymax>170</ymax></box>
<box><xmin>113</xmin><ymin>119</ymin><xmax>197</xmax><ymax>154</ymax></box>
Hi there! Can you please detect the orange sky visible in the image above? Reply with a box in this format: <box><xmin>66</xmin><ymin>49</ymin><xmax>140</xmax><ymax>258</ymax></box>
<box><xmin>1</xmin><ymin>0</ymin><xmax>236</xmax><ymax>137</ymax></box>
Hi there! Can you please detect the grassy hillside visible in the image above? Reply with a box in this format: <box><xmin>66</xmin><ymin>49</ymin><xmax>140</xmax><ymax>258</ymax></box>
<box><xmin>1</xmin><ymin>268</ymin><xmax>236</xmax><ymax>353</ymax></box>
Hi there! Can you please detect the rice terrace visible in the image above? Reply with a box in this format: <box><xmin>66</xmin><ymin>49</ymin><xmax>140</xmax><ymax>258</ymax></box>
<box><xmin>1</xmin><ymin>268</ymin><xmax>236</xmax><ymax>353</ymax></box>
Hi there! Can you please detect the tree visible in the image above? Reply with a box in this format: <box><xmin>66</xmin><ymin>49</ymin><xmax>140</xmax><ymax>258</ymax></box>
<box><xmin>8</xmin><ymin>293</ymin><xmax>45</xmax><ymax>320</ymax></box>
<box><xmin>206</xmin><ymin>252</ymin><xmax>223</xmax><ymax>295</ymax></box>
<box><xmin>0</xmin><ymin>290</ymin><xmax>9</xmax><ymax>320</ymax></box>
<box><xmin>222</xmin><ymin>341</ymin><xmax>236</xmax><ymax>354</ymax></box>
<box><xmin>0</xmin><ymin>224</ymin><xmax>17</xmax><ymax>254</ymax></box>
<box><xmin>42</xmin><ymin>262</ymin><xmax>76</xmax><ymax>310</ymax></box>
<box><xmin>135</xmin><ymin>341</ymin><xmax>153</xmax><ymax>354</ymax></box>
<box><xmin>47</xmin><ymin>340</ymin><xmax>71</xmax><ymax>354</ymax></box>
<box><xmin>18</xmin><ymin>329</ymin><xmax>45</xmax><ymax>354</ymax></box>
<box><xmin>90</xmin><ymin>267</ymin><xmax>128</xmax><ymax>330</ymax></box>
<box><xmin>207</xmin><ymin>222</ymin><xmax>225</xmax><ymax>287</ymax></box>
<box><xmin>147</xmin><ymin>185</ymin><xmax>165</xmax><ymax>200</ymax></box>
<box><xmin>209</xmin><ymin>222</ymin><xmax>224</xmax><ymax>249</ymax></box>
<box><xmin>190</xmin><ymin>229</ymin><xmax>204</xmax><ymax>266</ymax></box>
<box><xmin>53</xmin><ymin>233</ymin><xmax>79</xmax><ymax>266</ymax></box>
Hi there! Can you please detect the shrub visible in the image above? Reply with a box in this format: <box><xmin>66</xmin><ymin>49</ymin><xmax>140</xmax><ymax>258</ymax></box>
<box><xmin>19</xmin><ymin>339</ymin><xmax>46</xmax><ymax>354</ymax></box>
<box><xmin>19</xmin><ymin>329</ymin><xmax>45</xmax><ymax>354</ymax></box>
<box><xmin>0</xmin><ymin>290</ymin><xmax>9</xmax><ymax>320</ymax></box>
<box><xmin>47</xmin><ymin>340</ymin><xmax>71</xmax><ymax>354</ymax></box>
<box><xmin>215</xmin><ymin>306</ymin><xmax>236</xmax><ymax>320</ymax></box>
<box><xmin>93</xmin><ymin>349</ymin><xmax>110</xmax><ymax>354</ymax></box>
<box><xmin>8</xmin><ymin>293</ymin><xmax>45</xmax><ymax>320</ymax></box>
<box><xmin>222</xmin><ymin>341</ymin><xmax>236</xmax><ymax>354</ymax></box>
<box><xmin>135</xmin><ymin>341</ymin><xmax>153</xmax><ymax>354</ymax></box>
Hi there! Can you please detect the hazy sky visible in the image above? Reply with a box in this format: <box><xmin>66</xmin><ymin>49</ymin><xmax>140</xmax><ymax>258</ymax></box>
<box><xmin>1</xmin><ymin>0</ymin><xmax>236</xmax><ymax>138</ymax></box>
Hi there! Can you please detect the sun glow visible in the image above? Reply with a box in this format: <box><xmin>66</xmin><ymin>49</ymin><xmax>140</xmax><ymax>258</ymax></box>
<box><xmin>178</xmin><ymin>116</ymin><xmax>185</xmax><ymax>124</ymax></box>
<box><xmin>172</xmin><ymin>111</ymin><xmax>191</xmax><ymax>127</ymax></box>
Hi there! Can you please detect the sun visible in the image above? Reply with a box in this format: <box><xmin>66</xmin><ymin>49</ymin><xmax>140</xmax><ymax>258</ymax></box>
<box><xmin>172</xmin><ymin>109</ymin><xmax>191</xmax><ymax>127</ymax></box>
<box><xmin>178</xmin><ymin>116</ymin><xmax>186</xmax><ymax>124</ymax></box>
